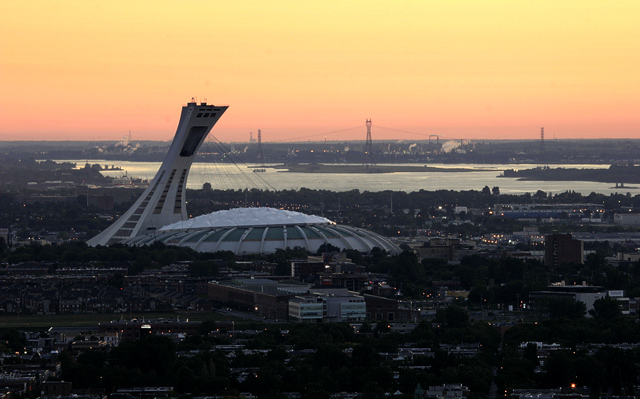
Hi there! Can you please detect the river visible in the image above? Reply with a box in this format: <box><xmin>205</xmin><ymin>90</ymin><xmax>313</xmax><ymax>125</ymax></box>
<box><xmin>65</xmin><ymin>160</ymin><xmax>630</xmax><ymax>195</ymax></box>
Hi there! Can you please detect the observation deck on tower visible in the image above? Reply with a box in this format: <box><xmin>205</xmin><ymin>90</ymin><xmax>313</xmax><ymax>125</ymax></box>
<box><xmin>87</xmin><ymin>101</ymin><xmax>228</xmax><ymax>246</ymax></box>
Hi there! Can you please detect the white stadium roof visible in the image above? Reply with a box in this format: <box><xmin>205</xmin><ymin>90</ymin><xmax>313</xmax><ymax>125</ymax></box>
<box><xmin>159</xmin><ymin>207</ymin><xmax>334</xmax><ymax>231</ymax></box>
<box><xmin>123</xmin><ymin>207</ymin><xmax>401</xmax><ymax>255</ymax></box>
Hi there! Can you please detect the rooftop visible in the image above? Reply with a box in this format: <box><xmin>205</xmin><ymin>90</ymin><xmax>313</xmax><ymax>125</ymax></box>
<box><xmin>159</xmin><ymin>207</ymin><xmax>334</xmax><ymax>231</ymax></box>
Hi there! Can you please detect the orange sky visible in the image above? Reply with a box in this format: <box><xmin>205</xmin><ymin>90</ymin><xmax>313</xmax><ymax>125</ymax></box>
<box><xmin>1</xmin><ymin>1</ymin><xmax>639</xmax><ymax>142</ymax></box>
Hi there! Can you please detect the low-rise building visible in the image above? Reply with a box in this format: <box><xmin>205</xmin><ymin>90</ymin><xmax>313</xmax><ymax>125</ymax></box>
<box><xmin>414</xmin><ymin>238</ymin><xmax>476</xmax><ymax>262</ymax></box>
<box><xmin>425</xmin><ymin>384</ymin><xmax>470</xmax><ymax>399</ymax></box>
<box><xmin>363</xmin><ymin>294</ymin><xmax>414</xmax><ymax>322</ymax></box>
<box><xmin>42</xmin><ymin>381</ymin><xmax>72</xmax><ymax>397</ymax></box>
<box><xmin>208</xmin><ymin>278</ymin><xmax>304</xmax><ymax>320</ymax></box>
<box><xmin>291</xmin><ymin>260</ymin><xmax>325</xmax><ymax>279</ymax></box>
<box><xmin>289</xmin><ymin>296</ymin><xmax>324</xmax><ymax>322</ymax></box>
<box><xmin>98</xmin><ymin>318</ymin><xmax>201</xmax><ymax>340</ymax></box>
<box><xmin>309</xmin><ymin>287</ymin><xmax>366</xmax><ymax>322</ymax></box>
<box><xmin>614</xmin><ymin>213</ymin><xmax>640</xmax><ymax>226</ymax></box>
<box><xmin>529</xmin><ymin>282</ymin><xmax>629</xmax><ymax>316</ymax></box>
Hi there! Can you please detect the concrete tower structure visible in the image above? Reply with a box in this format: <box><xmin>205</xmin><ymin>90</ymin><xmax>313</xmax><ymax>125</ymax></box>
<box><xmin>88</xmin><ymin>101</ymin><xmax>228</xmax><ymax>246</ymax></box>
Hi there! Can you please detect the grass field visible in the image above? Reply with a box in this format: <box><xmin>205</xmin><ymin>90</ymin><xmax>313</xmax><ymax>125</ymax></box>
<box><xmin>0</xmin><ymin>311</ymin><xmax>230</xmax><ymax>330</ymax></box>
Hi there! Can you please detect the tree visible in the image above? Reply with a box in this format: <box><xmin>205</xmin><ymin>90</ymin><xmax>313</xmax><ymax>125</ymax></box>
<box><xmin>16</xmin><ymin>229</ymin><xmax>31</xmax><ymax>240</ymax></box>
<box><xmin>375</xmin><ymin>320</ymin><xmax>390</xmax><ymax>335</ymax></box>
<box><xmin>108</xmin><ymin>335</ymin><xmax>177</xmax><ymax>383</ymax></box>
<box><xmin>534</xmin><ymin>190</ymin><xmax>547</xmax><ymax>201</ymax></box>
<box><xmin>0</xmin><ymin>329</ymin><xmax>26</xmax><ymax>351</ymax></box>
<box><xmin>544</xmin><ymin>351</ymin><xmax>576</xmax><ymax>388</ymax></box>
<box><xmin>359</xmin><ymin>321</ymin><xmax>372</xmax><ymax>333</ymax></box>
<box><xmin>543</xmin><ymin>297</ymin><xmax>586</xmax><ymax>319</ymax></box>
<box><xmin>315</xmin><ymin>243</ymin><xmax>341</xmax><ymax>255</ymax></box>
<box><xmin>409</xmin><ymin>320</ymin><xmax>436</xmax><ymax>346</ymax></box>
<box><xmin>198</xmin><ymin>319</ymin><xmax>219</xmax><ymax>335</ymax></box>
<box><xmin>482</xmin><ymin>186</ymin><xmax>491</xmax><ymax>195</ymax></box>
<box><xmin>584</xmin><ymin>253</ymin><xmax>608</xmax><ymax>271</ymax></box>
<box><xmin>523</xmin><ymin>343</ymin><xmax>539</xmax><ymax>366</ymax></box>
<box><xmin>492</xmin><ymin>186</ymin><xmax>500</xmax><ymax>196</ymax></box>
<box><xmin>437</xmin><ymin>305</ymin><xmax>469</xmax><ymax>328</ymax></box>
<box><xmin>589</xmin><ymin>296</ymin><xmax>622</xmax><ymax>320</ymax></box>
<box><xmin>189</xmin><ymin>260</ymin><xmax>220</xmax><ymax>277</ymax></box>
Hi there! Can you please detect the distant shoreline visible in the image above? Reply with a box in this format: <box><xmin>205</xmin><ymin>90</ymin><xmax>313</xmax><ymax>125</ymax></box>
<box><xmin>499</xmin><ymin>165</ymin><xmax>640</xmax><ymax>186</ymax></box>
<box><xmin>270</xmin><ymin>164</ymin><xmax>488</xmax><ymax>174</ymax></box>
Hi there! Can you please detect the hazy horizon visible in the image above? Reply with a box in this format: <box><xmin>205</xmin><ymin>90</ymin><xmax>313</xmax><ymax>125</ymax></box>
<box><xmin>2</xmin><ymin>137</ymin><xmax>640</xmax><ymax>145</ymax></box>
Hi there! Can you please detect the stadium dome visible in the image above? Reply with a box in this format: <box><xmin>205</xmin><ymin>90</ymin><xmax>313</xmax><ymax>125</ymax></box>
<box><xmin>120</xmin><ymin>207</ymin><xmax>401</xmax><ymax>255</ymax></box>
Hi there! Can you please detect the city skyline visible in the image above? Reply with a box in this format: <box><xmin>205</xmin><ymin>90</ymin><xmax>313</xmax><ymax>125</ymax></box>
<box><xmin>1</xmin><ymin>1</ymin><xmax>639</xmax><ymax>142</ymax></box>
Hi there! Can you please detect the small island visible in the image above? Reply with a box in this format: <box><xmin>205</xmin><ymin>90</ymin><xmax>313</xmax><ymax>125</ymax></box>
<box><xmin>499</xmin><ymin>164</ymin><xmax>640</xmax><ymax>186</ymax></box>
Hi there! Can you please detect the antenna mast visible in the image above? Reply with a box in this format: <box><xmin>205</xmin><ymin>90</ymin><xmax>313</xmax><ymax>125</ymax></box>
<box><xmin>257</xmin><ymin>129</ymin><xmax>264</xmax><ymax>163</ymax></box>
<box><xmin>364</xmin><ymin>119</ymin><xmax>374</xmax><ymax>167</ymax></box>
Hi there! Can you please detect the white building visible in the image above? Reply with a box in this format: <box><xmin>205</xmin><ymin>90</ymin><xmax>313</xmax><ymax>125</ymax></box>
<box><xmin>289</xmin><ymin>287</ymin><xmax>366</xmax><ymax>322</ymax></box>
<box><xmin>124</xmin><ymin>207</ymin><xmax>400</xmax><ymax>254</ymax></box>
<box><xmin>614</xmin><ymin>213</ymin><xmax>640</xmax><ymax>226</ymax></box>
<box><xmin>289</xmin><ymin>296</ymin><xmax>324</xmax><ymax>322</ymax></box>
<box><xmin>310</xmin><ymin>287</ymin><xmax>366</xmax><ymax>322</ymax></box>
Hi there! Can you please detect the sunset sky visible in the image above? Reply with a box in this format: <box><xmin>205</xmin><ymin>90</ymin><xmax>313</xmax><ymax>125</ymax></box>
<box><xmin>1</xmin><ymin>1</ymin><xmax>639</xmax><ymax>142</ymax></box>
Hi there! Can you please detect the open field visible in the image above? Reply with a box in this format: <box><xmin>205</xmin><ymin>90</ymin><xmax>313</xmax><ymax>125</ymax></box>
<box><xmin>0</xmin><ymin>312</ymin><xmax>230</xmax><ymax>330</ymax></box>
